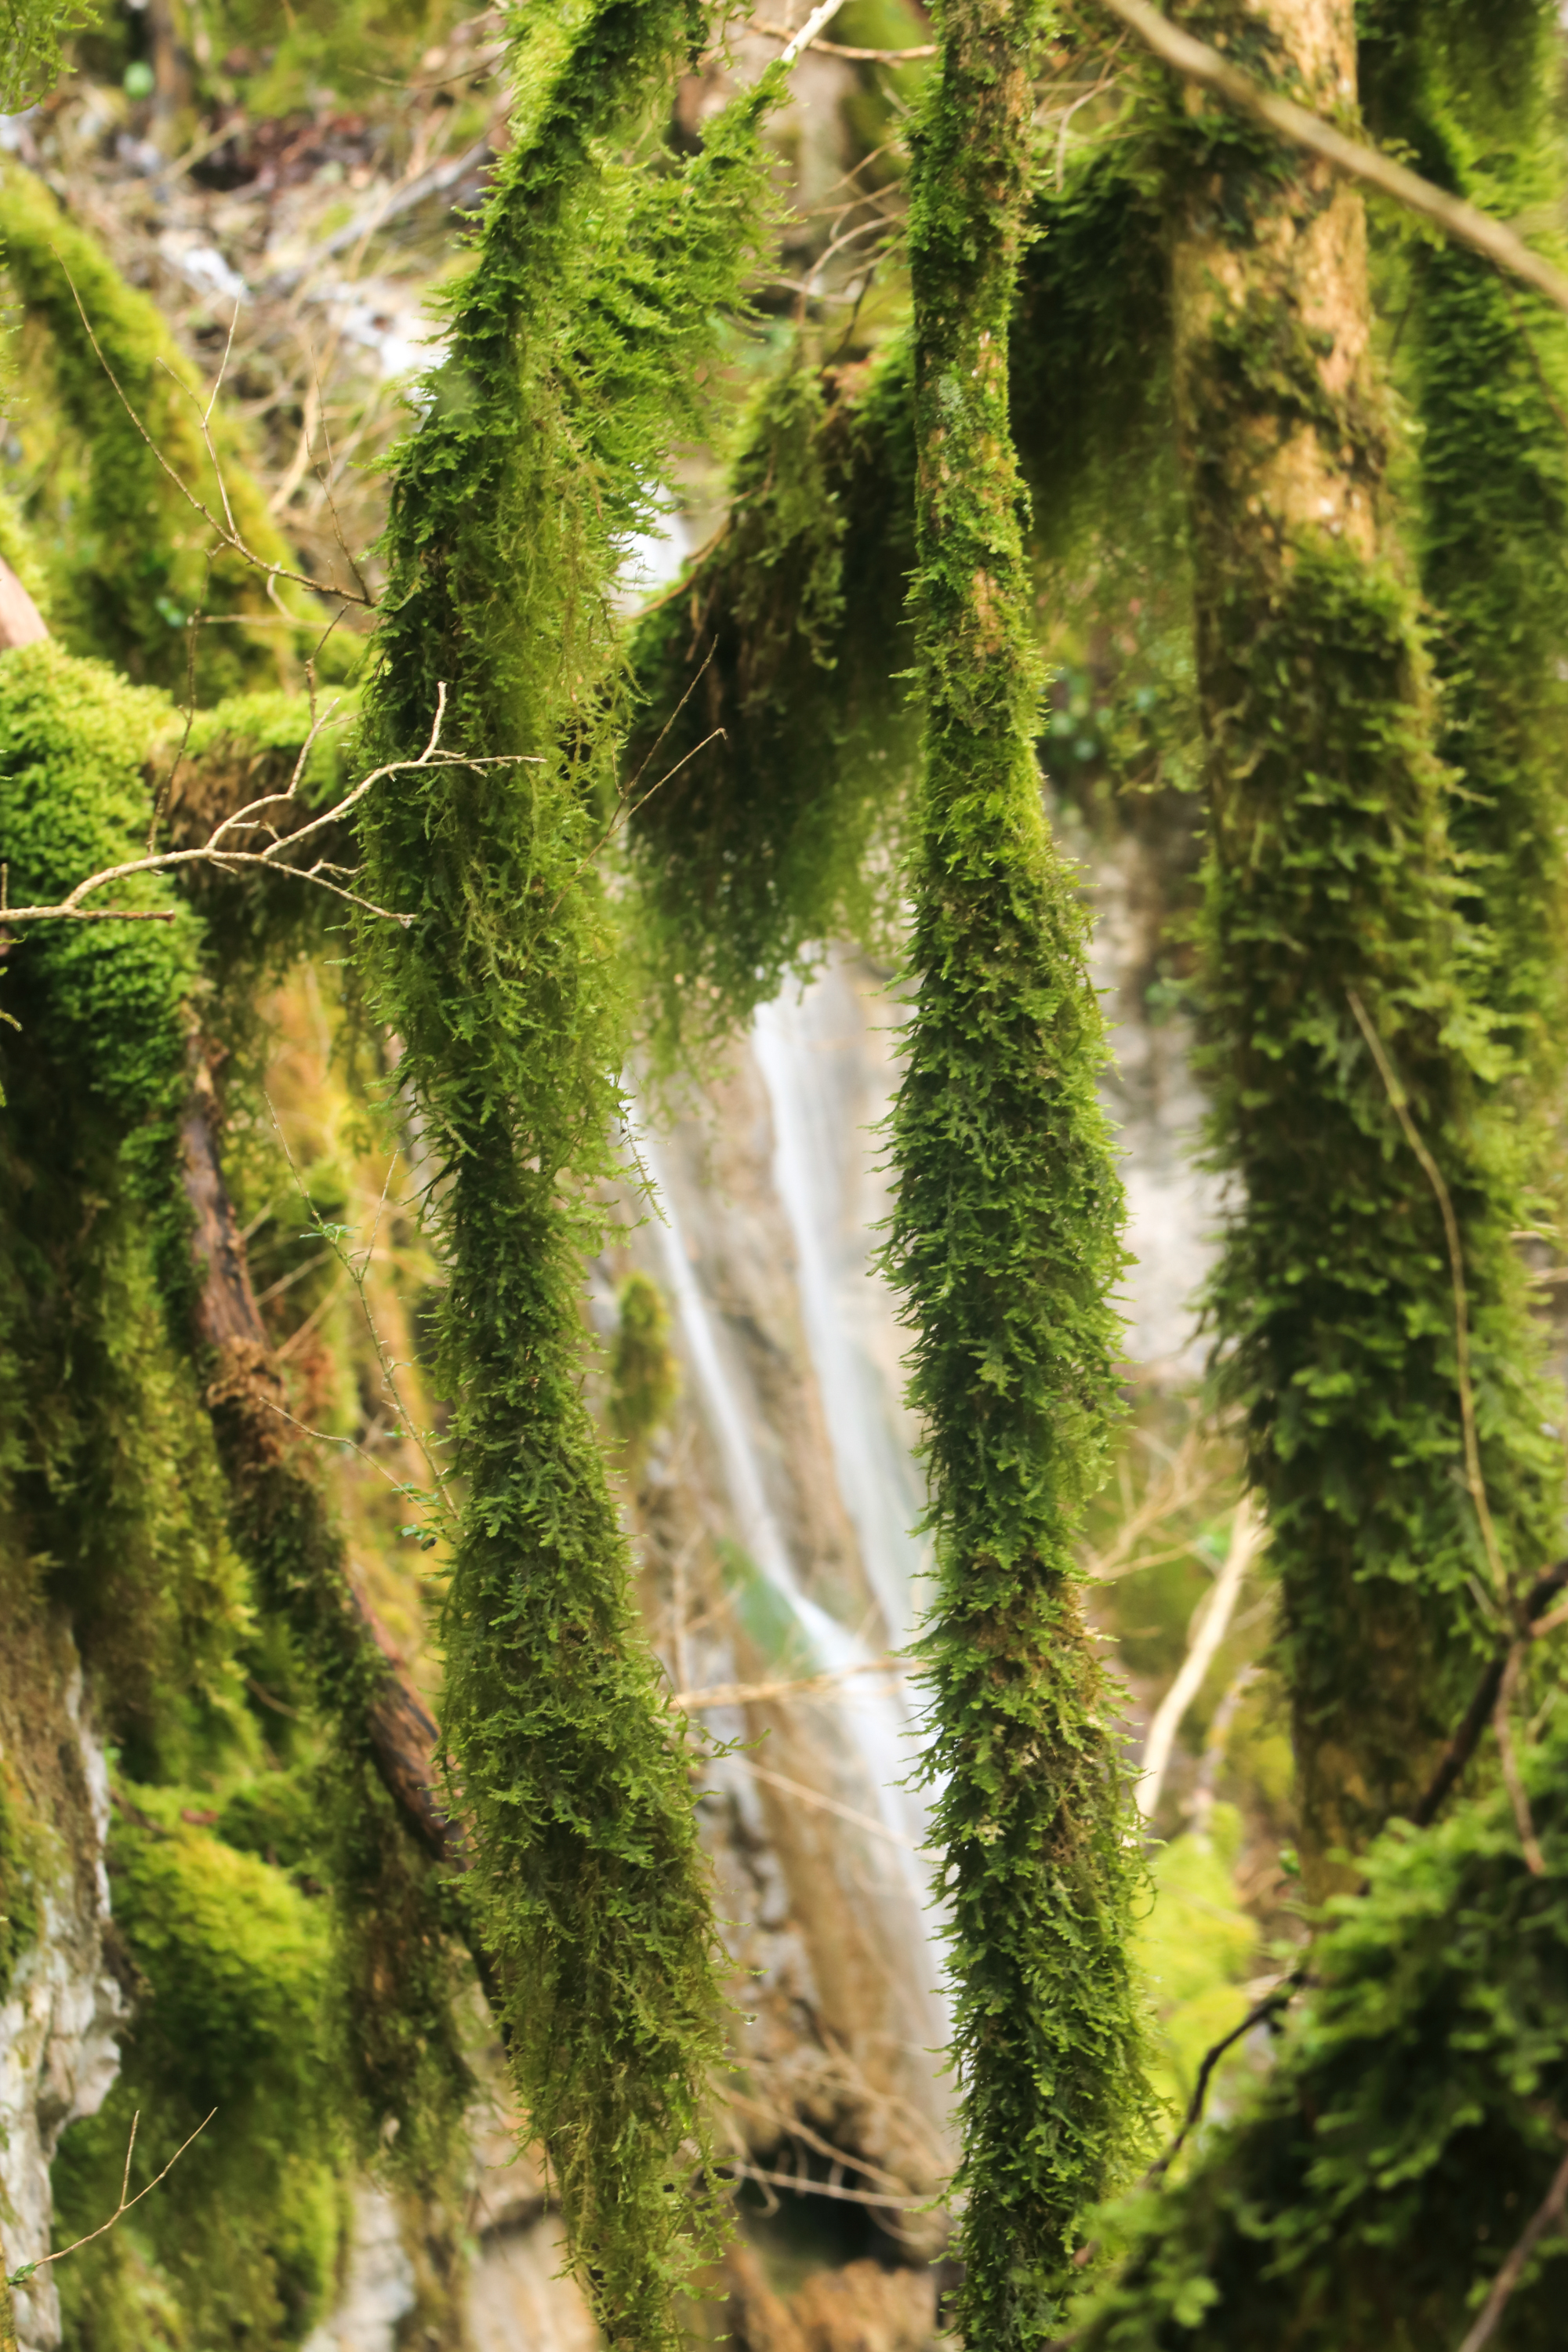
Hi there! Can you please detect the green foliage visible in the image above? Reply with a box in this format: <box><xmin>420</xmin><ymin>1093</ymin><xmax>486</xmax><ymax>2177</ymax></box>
<box><xmin>355</xmin><ymin>3</ymin><xmax>792</xmax><ymax>2338</ymax></box>
<box><xmin>0</xmin><ymin>159</ymin><xmax>305</xmax><ymax>698</ymax></box>
<box><xmin>53</xmin><ymin>1793</ymin><xmax>346</xmax><ymax>2352</ymax></box>
<box><xmin>1132</xmin><ymin>1812</ymin><xmax>1258</xmax><ymax>2140</ymax></box>
<box><xmin>609</xmin><ymin>1271</ymin><xmax>681</xmax><ymax>1461</ymax></box>
<box><xmin>884</xmin><ymin>0</ymin><xmax>1152</xmax><ymax>2339</ymax></box>
<box><xmin>0</xmin><ymin>641</ymin><xmax>200</xmax><ymax>1302</ymax></box>
<box><xmin>1079</xmin><ymin>1704</ymin><xmax>1568</xmax><ymax>2350</ymax></box>
<box><xmin>1362</xmin><ymin>3</ymin><xmax>1568</xmax><ymax>1083</ymax></box>
<box><xmin>1154</xmin><ymin>20</ymin><xmax>1564</xmax><ymax>1875</ymax></box>
<box><xmin>0</xmin><ymin>637</ymin><xmax>470</xmax><ymax>2308</ymax></box>
<box><xmin>626</xmin><ymin>347</ymin><xmax>917</xmax><ymax>1062</ymax></box>
<box><xmin>0</xmin><ymin>0</ymin><xmax>95</xmax><ymax>112</ymax></box>
<box><xmin>1195</xmin><ymin>534</ymin><xmax>1562</xmax><ymax>1864</ymax></box>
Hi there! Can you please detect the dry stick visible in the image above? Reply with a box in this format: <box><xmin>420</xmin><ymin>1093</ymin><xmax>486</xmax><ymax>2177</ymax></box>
<box><xmin>1411</xmin><ymin>1558</ymin><xmax>1568</xmax><ymax>1825</ymax></box>
<box><xmin>55</xmin><ymin>254</ymin><xmax>376</xmax><ymax>608</ymax></box>
<box><xmin>1347</xmin><ymin>992</ymin><xmax>1509</xmax><ymax>1601</ymax></box>
<box><xmin>2</xmin><ymin>684</ymin><xmax>537</xmax><ymax>931</ymax></box>
<box><xmin>742</xmin><ymin>1759</ymin><xmax>919</xmax><ymax>1851</ymax></box>
<box><xmin>5</xmin><ymin>2108</ymin><xmax>216</xmax><ymax>2287</ymax></box>
<box><xmin>1092</xmin><ymin>0</ymin><xmax>1568</xmax><ymax>321</ymax></box>
<box><xmin>1454</xmin><ymin>2140</ymin><xmax>1568</xmax><ymax>2352</ymax></box>
<box><xmin>1137</xmin><ymin>1494</ymin><xmax>1266</xmax><ymax>1821</ymax></box>
<box><xmin>671</xmin><ymin>1657</ymin><xmax>905</xmax><ymax>1711</ymax></box>
<box><xmin>720</xmin><ymin>2160</ymin><xmax>935</xmax><ymax>2212</ymax></box>
<box><xmin>1493</xmin><ymin>1642</ymin><xmax>1546</xmax><ymax>1877</ymax></box>
<box><xmin>777</xmin><ymin>0</ymin><xmax>856</xmax><ymax>69</ymax></box>
<box><xmin>756</xmin><ymin>17</ymin><xmax>935</xmax><ymax>60</ymax></box>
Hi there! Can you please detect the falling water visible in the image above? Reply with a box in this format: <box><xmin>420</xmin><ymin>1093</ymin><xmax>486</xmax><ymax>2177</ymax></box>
<box><xmin>752</xmin><ymin>969</ymin><xmax>927</xmax><ymax>1644</ymax></box>
<box><xmin>635</xmin><ymin>1118</ymin><xmax>933</xmax><ymax>1897</ymax></box>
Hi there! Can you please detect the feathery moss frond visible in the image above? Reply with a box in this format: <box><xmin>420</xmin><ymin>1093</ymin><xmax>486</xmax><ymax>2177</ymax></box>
<box><xmin>884</xmin><ymin>3</ymin><xmax>1154</xmax><ymax>2341</ymax></box>
<box><xmin>355</xmin><ymin>4</ymin><xmax>787</xmax><ymax>2338</ymax></box>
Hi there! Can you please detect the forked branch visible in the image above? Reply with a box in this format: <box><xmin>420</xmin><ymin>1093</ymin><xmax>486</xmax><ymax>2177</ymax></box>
<box><xmin>0</xmin><ymin>684</ymin><xmax>537</xmax><ymax>933</ymax></box>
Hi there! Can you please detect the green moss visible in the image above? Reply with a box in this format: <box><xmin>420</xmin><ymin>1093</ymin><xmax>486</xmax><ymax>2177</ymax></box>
<box><xmin>0</xmin><ymin>0</ymin><xmax>95</xmax><ymax>112</ymax></box>
<box><xmin>883</xmin><ymin>0</ymin><xmax>1153</xmax><ymax>2338</ymax></box>
<box><xmin>609</xmin><ymin>1271</ymin><xmax>681</xmax><ymax>1461</ymax></box>
<box><xmin>625</xmin><ymin>344</ymin><xmax>918</xmax><ymax>1066</ymax></box>
<box><xmin>1155</xmin><ymin>17</ymin><xmax>1563</xmax><ymax>1879</ymax></box>
<box><xmin>0</xmin><ymin>641</ymin><xmax>201</xmax><ymax>1308</ymax></box>
<box><xmin>355</xmin><ymin>4</ymin><xmax>792</xmax><ymax>2336</ymax></box>
<box><xmin>1079</xmin><ymin>1707</ymin><xmax>1568</xmax><ymax>2350</ymax></box>
<box><xmin>53</xmin><ymin>1795</ymin><xmax>347</xmax><ymax>2352</ymax></box>
<box><xmin>0</xmin><ymin>158</ymin><xmax>310</xmax><ymax>698</ymax></box>
<box><xmin>1362</xmin><ymin>4</ymin><xmax>1568</xmax><ymax>1092</ymax></box>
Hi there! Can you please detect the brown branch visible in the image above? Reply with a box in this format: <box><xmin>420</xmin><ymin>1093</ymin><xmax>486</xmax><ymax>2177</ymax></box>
<box><xmin>180</xmin><ymin>1062</ymin><xmax>456</xmax><ymax>1867</ymax></box>
<box><xmin>754</xmin><ymin>17</ymin><xmax>935</xmax><ymax>58</ymax></box>
<box><xmin>1494</xmin><ymin>1643</ymin><xmax>1546</xmax><ymax>1878</ymax></box>
<box><xmin>1092</xmin><ymin>0</ymin><xmax>1568</xmax><ymax>321</ymax></box>
<box><xmin>1410</xmin><ymin>1557</ymin><xmax>1568</xmax><ymax>1826</ymax></box>
<box><xmin>56</xmin><ymin>253</ymin><xmax>377</xmax><ymax>608</ymax></box>
<box><xmin>2</xmin><ymin>683</ymin><xmax>534</xmax><ymax>935</ymax></box>
<box><xmin>1348</xmin><ymin>993</ymin><xmax>1508</xmax><ymax>1599</ymax></box>
<box><xmin>1455</xmin><ymin>2140</ymin><xmax>1568</xmax><ymax>2352</ymax></box>
<box><xmin>1142</xmin><ymin>1973</ymin><xmax>1304</xmax><ymax>2188</ymax></box>
<box><xmin>5</xmin><ymin>2109</ymin><xmax>214</xmax><ymax>2286</ymax></box>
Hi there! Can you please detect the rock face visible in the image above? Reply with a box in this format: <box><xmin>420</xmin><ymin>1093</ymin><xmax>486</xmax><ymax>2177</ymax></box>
<box><xmin>0</xmin><ymin>1617</ymin><xmax>123</xmax><ymax>2352</ymax></box>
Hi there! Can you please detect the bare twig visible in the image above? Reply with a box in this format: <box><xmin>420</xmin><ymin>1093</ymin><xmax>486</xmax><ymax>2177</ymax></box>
<box><xmin>5</xmin><ymin>2109</ymin><xmax>215</xmax><ymax>2287</ymax></box>
<box><xmin>1137</xmin><ymin>1496</ymin><xmax>1266</xmax><ymax>1821</ymax></box>
<box><xmin>719</xmin><ymin>2160</ymin><xmax>935</xmax><ymax>2212</ymax></box>
<box><xmin>1092</xmin><ymin>0</ymin><xmax>1568</xmax><ymax>320</ymax></box>
<box><xmin>777</xmin><ymin>0</ymin><xmax>855</xmax><ymax>68</ymax></box>
<box><xmin>741</xmin><ymin>1759</ymin><xmax>918</xmax><ymax>1852</ymax></box>
<box><xmin>1493</xmin><ymin>1643</ymin><xmax>1546</xmax><ymax>1877</ymax></box>
<box><xmin>1348</xmin><ymin>993</ymin><xmax>1508</xmax><ymax>1599</ymax></box>
<box><xmin>1</xmin><ymin>684</ymin><xmax>535</xmax><ymax>934</ymax></box>
<box><xmin>755</xmin><ymin>16</ymin><xmax>935</xmax><ymax>59</ymax></box>
<box><xmin>1454</xmin><ymin>2140</ymin><xmax>1568</xmax><ymax>2352</ymax></box>
<box><xmin>56</xmin><ymin>255</ymin><xmax>377</xmax><ymax>608</ymax></box>
<box><xmin>671</xmin><ymin>1657</ymin><xmax>906</xmax><ymax>1710</ymax></box>
<box><xmin>1410</xmin><ymin>1558</ymin><xmax>1568</xmax><ymax>1825</ymax></box>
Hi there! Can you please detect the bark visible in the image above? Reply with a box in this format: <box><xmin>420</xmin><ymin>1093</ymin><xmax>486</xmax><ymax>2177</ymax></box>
<box><xmin>1168</xmin><ymin>0</ymin><xmax>1556</xmax><ymax>1892</ymax></box>
<box><xmin>180</xmin><ymin>1054</ymin><xmax>458</xmax><ymax>1867</ymax></box>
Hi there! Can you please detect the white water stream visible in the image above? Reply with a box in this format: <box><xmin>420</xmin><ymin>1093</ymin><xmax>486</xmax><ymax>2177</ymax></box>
<box><xmin>637</xmin><ymin>1116</ymin><xmax>934</xmax><ymax>1910</ymax></box>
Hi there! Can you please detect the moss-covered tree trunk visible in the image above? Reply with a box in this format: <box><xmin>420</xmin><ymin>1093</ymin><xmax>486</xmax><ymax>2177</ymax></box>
<box><xmin>1168</xmin><ymin>0</ymin><xmax>1561</xmax><ymax>1892</ymax></box>
<box><xmin>887</xmin><ymin>1</ymin><xmax>1150</xmax><ymax>2340</ymax></box>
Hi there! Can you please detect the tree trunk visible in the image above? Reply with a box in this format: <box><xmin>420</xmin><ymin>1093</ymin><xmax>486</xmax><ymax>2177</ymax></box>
<box><xmin>1167</xmin><ymin>0</ymin><xmax>1562</xmax><ymax>1892</ymax></box>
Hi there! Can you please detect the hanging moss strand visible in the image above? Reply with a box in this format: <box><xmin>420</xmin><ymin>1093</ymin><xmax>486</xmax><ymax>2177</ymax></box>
<box><xmin>357</xmin><ymin>5</ymin><xmax>784</xmax><ymax>2342</ymax></box>
<box><xmin>885</xmin><ymin>2</ymin><xmax>1152</xmax><ymax>2341</ymax></box>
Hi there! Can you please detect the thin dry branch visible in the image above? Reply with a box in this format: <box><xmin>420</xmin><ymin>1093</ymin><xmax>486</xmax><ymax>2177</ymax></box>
<box><xmin>742</xmin><ymin>1759</ymin><xmax>918</xmax><ymax>1851</ymax></box>
<box><xmin>1348</xmin><ymin>993</ymin><xmax>1508</xmax><ymax>1599</ymax></box>
<box><xmin>756</xmin><ymin>16</ymin><xmax>935</xmax><ymax>58</ymax></box>
<box><xmin>1137</xmin><ymin>1495</ymin><xmax>1267</xmax><ymax>1822</ymax></box>
<box><xmin>1455</xmin><ymin>2139</ymin><xmax>1568</xmax><ymax>2352</ymax></box>
<box><xmin>775</xmin><ymin>0</ymin><xmax>856</xmax><ymax>68</ymax></box>
<box><xmin>719</xmin><ymin>2159</ymin><xmax>936</xmax><ymax>2212</ymax></box>
<box><xmin>56</xmin><ymin>257</ymin><xmax>377</xmax><ymax>609</ymax></box>
<box><xmin>5</xmin><ymin>2108</ymin><xmax>215</xmax><ymax>2288</ymax></box>
<box><xmin>670</xmin><ymin>1657</ymin><xmax>906</xmax><ymax>1710</ymax></box>
<box><xmin>1094</xmin><ymin>0</ymin><xmax>1568</xmax><ymax>320</ymax></box>
<box><xmin>0</xmin><ymin>684</ymin><xmax>537</xmax><ymax>933</ymax></box>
